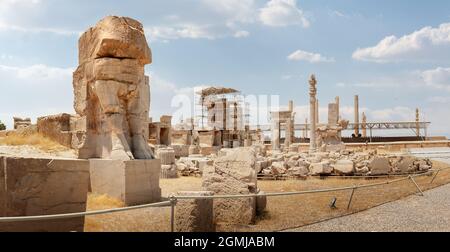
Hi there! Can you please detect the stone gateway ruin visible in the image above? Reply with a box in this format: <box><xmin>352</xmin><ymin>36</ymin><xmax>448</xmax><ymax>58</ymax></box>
<box><xmin>73</xmin><ymin>16</ymin><xmax>154</xmax><ymax>161</ymax></box>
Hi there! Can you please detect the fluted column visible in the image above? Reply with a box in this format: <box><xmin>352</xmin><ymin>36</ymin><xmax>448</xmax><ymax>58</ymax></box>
<box><xmin>309</xmin><ymin>75</ymin><xmax>317</xmax><ymax>153</ymax></box>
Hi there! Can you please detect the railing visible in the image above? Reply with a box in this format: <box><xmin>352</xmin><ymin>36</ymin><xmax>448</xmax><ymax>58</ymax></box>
<box><xmin>1</xmin><ymin>166</ymin><xmax>449</xmax><ymax>232</ymax></box>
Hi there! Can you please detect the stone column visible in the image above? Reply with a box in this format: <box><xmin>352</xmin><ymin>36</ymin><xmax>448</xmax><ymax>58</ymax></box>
<box><xmin>288</xmin><ymin>100</ymin><xmax>294</xmax><ymax>112</ymax></box>
<box><xmin>416</xmin><ymin>108</ymin><xmax>420</xmax><ymax>138</ymax></box>
<box><xmin>315</xmin><ymin>99</ymin><xmax>319</xmax><ymax>125</ymax></box>
<box><xmin>362</xmin><ymin>112</ymin><xmax>367</xmax><ymax>138</ymax></box>
<box><xmin>354</xmin><ymin>95</ymin><xmax>359</xmax><ymax>137</ymax></box>
<box><xmin>285</xmin><ymin>118</ymin><xmax>292</xmax><ymax>149</ymax></box>
<box><xmin>335</xmin><ymin>96</ymin><xmax>340</xmax><ymax>123</ymax></box>
<box><xmin>271</xmin><ymin>113</ymin><xmax>280</xmax><ymax>151</ymax></box>
<box><xmin>309</xmin><ymin>75</ymin><xmax>317</xmax><ymax>153</ymax></box>
<box><xmin>304</xmin><ymin>118</ymin><xmax>308</xmax><ymax>138</ymax></box>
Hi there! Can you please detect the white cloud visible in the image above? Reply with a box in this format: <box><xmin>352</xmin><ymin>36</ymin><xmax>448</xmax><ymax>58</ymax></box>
<box><xmin>0</xmin><ymin>64</ymin><xmax>73</xmax><ymax>82</ymax></box>
<box><xmin>427</xmin><ymin>96</ymin><xmax>450</xmax><ymax>103</ymax></box>
<box><xmin>146</xmin><ymin>24</ymin><xmax>219</xmax><ymax>41</ymax></box>
<box><xmin>0</xmin><ymin>21</ymin><xmax>80</xmax><ymax>35</ymax></box>
<box><xmin>0</xmin><ymin>0</ymin><xmax>80</xmax><ymax>36</ymax></box>
<box><xmin>233</xmin><ymin>30</ymin><xmax>250</xmax><ymax>38</ymax></box>
<box><xmin>287</xmin><ymin>50</ymin><xmax>335</xmax><ymax>63</ymax></box>
<box><xmin>259</xmin><ymin>0</ymin><xmax>310</xmax><ymax>28</ymax></box>
<box><xmin>0</xmin><ymin>63</ymin><xmax>75</xmax><ymax>129</ymax></box>
<box><xmin>330</xmin><ymin>10</ymin><xmax>350</xmax><ymax>19</ymax></box>
<box><xmin>421</xmin><ymin>67</ymin><xmax>450</xmax><ymax>92</ymax></box>
<box><xmin>353</xmin><ymin>23</ymin><xmax>450</xmax><ymax>62</ymax></box>
<box><xmin>369</xmin><ymin>107</ymin><xmax>415</xmax><ymax>122</ymax></box>
<box><xmin>201</xmin><ymin>0</ymin><xmax>256</xmax><ymax>24</ymax></box>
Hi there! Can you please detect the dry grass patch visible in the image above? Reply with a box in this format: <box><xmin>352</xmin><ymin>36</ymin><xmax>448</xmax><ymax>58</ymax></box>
<box><xmin>0</xmin><ymin>132</ymin><xmax>68</xmax><ymax>152</ymax></box>
<box><xmin>84</xmin><ymin>193</ymin><xmax>171</xmax><ymax>232</ymax></box>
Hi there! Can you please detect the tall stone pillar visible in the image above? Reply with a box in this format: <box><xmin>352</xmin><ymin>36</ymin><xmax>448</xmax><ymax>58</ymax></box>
<box><xmin>309</xmin><ymin>75</ymin><xmax>317</xmax><ymax>153</ymax></box>
<box><xmin>335</xmin><ymin>96</ymin><xmax>340</xmax><ymax>123</ymax></box>
<box><xmin>315</xmin><ymin>99</ymin><xmax>319</xmax><ymax>125</ymax></box>
<box><xmin>416</xmin><ymin>108</ymin><xmax>420</xmax><ymax>138</ymax></box>
<box><xmin>271</xmin><ymin>113</ymin><xmax>280</xmax><ymax>151</ymax></box>
<box><xmin>304</xmin><ymin>118</ymin><xmax>308</xmax><ymax>138</ymax></box>
<box><xmin>354</xmin><ymin>95</ymin><xmax>360</xmax><ymax>137</ymax></box>
<box><xmin>288</xmin><ymin>100</ymin><xmax>294</xmax><ymax>112</ymax></box>
<box><xmin>286</xmin><ymin>100</ymin><xmax>294</xmax><ymax>148</ymax></box>
<box><xmin>285</xmin><ymin>118</ymin><xmax>292</xmax><ymax>148</ymax></box>
<box><xmin>362</xmin><ymin>112</ymin><xmax>367</xmax><ymax>138</ymax></box>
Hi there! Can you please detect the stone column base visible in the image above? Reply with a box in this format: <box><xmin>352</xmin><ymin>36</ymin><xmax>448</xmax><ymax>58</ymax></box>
<box><xmin>89</xmin><ymin>159</ymin><xmax>161</xmax><ymax>206</ymax></box>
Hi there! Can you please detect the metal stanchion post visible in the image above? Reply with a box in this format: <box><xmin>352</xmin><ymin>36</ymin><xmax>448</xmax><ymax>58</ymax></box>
<box><xmin>409</xmin><ymin>176</ymin><xmax>424</xmax><ymax>196</ymax></box>
<box><xmin>430</xmin><ymin>170</ymin><xmax>441</xmax><ymax>184</ymax></box>
<box><xmin>169</xmin><ymin>195</ymin><xmax>177</xmax><ymax>232</ymax></box>
<box><xmin>347</xmin><ymin>186</ymin><xmax>357</xmax><ymax>210</ymax></box>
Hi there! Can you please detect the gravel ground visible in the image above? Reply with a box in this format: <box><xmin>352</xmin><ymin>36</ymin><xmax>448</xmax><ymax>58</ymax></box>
<box><xmin>290</xmin><ymin>153</ymin><xmax>450</xmax><ymax>232</ymax></box>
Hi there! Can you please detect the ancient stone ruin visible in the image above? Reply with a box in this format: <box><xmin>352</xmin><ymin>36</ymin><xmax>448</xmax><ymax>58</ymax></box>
<box><xmin>72</xmin><ymin>16</ymin><xmax>154</xmax><ymax>161</ymax></box>
<box><xmin>202</xmin><ymin>147</ymin><xmax>266</xmax><ymax>225</ymax></box>
<box><xmin>13</xmin><ymin>117</ymin><xmax>31</xmax><ymax>130</ymax></box>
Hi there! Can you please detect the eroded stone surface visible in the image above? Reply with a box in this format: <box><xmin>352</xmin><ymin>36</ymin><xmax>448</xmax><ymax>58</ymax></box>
<box><xmin>369</xmin><ymin>157</ymin><xmax>391</xmax><ymax>175</ymax></box>
<box><xmin>73</xmin><ymin>16</ymin><xmax>153</xmax><ymax>160</ymax></box>
<box><xmin>175</xmin><ymin>191</ymin><xmax>215</xmax><ymax>232</ymax></box>
<box><xmin>0</xmin><ymin>157</ymin><xmax>90</xmax><ymax>232</ymax></box>
<box><xmin>202</xmin><ymin>147</ymin><xmax>257</xmax><ymax>224</ymax></box>
<box><xmin>89</xmin><ymin>159</ymin><xmax>161</xmax><ymax>205</ymax></box>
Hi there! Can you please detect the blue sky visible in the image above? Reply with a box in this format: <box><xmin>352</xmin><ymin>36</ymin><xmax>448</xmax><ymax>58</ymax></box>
<box><xmin>0</xmin><ymin>0</ymin><xmax>450</xmax><ymax>137</ymax></box>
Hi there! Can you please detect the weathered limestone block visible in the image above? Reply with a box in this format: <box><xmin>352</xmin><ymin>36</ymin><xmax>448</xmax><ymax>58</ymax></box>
<box><xmin>156</xmin><ymin>147</ymin><xmax>175</xmax><ymax>165</ymax></box>
<box><xmin>73</xmin><ymin>16</ymin><xmax>154</xmax><ymax>160</ymax></box>
<box><xmin>37</xmin><ymin>113</ymin><xmax>74</xmax><ymax>148</ymax></box>
<box><xmin>256</xmin><ymin>191</ymin><xmax>267</xmax><ymax>215</ymax></box>
<box><xmin>288</xmin><ymin>166</ymin><xmax>310</xmax><ymax>177</ymax></box>
<box><xmin>271</xmin><ymin>161</ymin><xmax>287</xmax><ymax>175</ymax></box>
<box><xmin>175</xmin><ymin>191</ymin><xmax>215</xmax><ymax>232</ymax></box>
<box><xmin>161</xmin><ymin>164</ymin><xmax>178</xmax><ymax>179</ymax></box>
<box><xmin>397</xmin><ymin>156</ymin><xmax>416</xmax><ymax>173</ymax></box>
<box><xmin>202</xmin><ymin>147</ymin><xmax>257</xmax><ymax>224</ymax></box>
<box><xmin>89</xmin><ymin>159</ymin><xmax>161</xmax><ymax>205</ymax></box>
<box><xmin>0</xmin><ymin>157</ymin><xmax>5</xmax><ymax>217</ymax></box>
<box><xmin>171</xmin><ymin>145</ymin><xmax>189</xmax><ymax>158</ymax></box>
<box><xmin>78</xmin><ymin>16</ymin><xmax>151</xmax><ymax>65</ymax></box>
<box><xmin>189</xmin><ymin>145</ymin><xmax>200</xmax><ymax>155</ymax></box>
<box><xmin>0</xmin><ymin>157</ymin><xmax>90</xmax><ymax>232</ymax></box>
<box><xmin>198</xmin><ymin>132</ymin><xmax>215</xmax><ymax>147</ymax></box>
<box><xmin>310</xmin><ymin>161</ymin><xmax>333</xmax><ymax>175</ymax></box>
<box><xmin>369</xmin><ymin>157</ymin><xmax>391</xmax><ymax>175</ymax></box>
<box><xmin>13</xmin><ymin>117</ymin><xmax>31</xmax><ymax>129</ymax></box>
<box><xmin>333</xmin><ymin>160</ymin><xmax>355</xmax><ymax>175</ymax></box>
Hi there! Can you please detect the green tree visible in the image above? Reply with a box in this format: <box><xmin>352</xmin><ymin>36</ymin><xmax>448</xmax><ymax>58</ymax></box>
<box><xmin>0</xmin><ymin>120</ymin><xmax>6</xmax><ymax>131</ymax></box>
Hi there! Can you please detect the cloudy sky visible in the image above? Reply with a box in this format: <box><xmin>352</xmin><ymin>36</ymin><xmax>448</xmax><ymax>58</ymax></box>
<box><xmin>0</xmin><ymin>0</ymin><xmax>449</xmax><ymax>137</ymax></box>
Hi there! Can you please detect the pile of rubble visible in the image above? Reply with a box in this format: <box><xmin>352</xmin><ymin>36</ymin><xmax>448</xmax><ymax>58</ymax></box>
<box><xmin>258</xmin><ymin>149</ymin><xmax>432</xmax><ymax>177</ymax></box>
<box><xmin>176</xmin><ymin>155</ymin><xmax>213</xmax><ymax>177</ymax></box>
<box><xmin>156</xmin><ymin>144</ymin><xmax>432</xmax><ymax>179</ymax></box>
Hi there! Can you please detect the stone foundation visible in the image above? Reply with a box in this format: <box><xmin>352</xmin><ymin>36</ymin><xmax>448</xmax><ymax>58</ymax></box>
<box><xmin>89</xmin><ymin>159</ymin><xmax>161</xmax><ymax>205</ymax></box>
<box><xmin>0</xmin><ymin>156</ymin><xmax>90</xmax><ymax>232</ymax></box>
